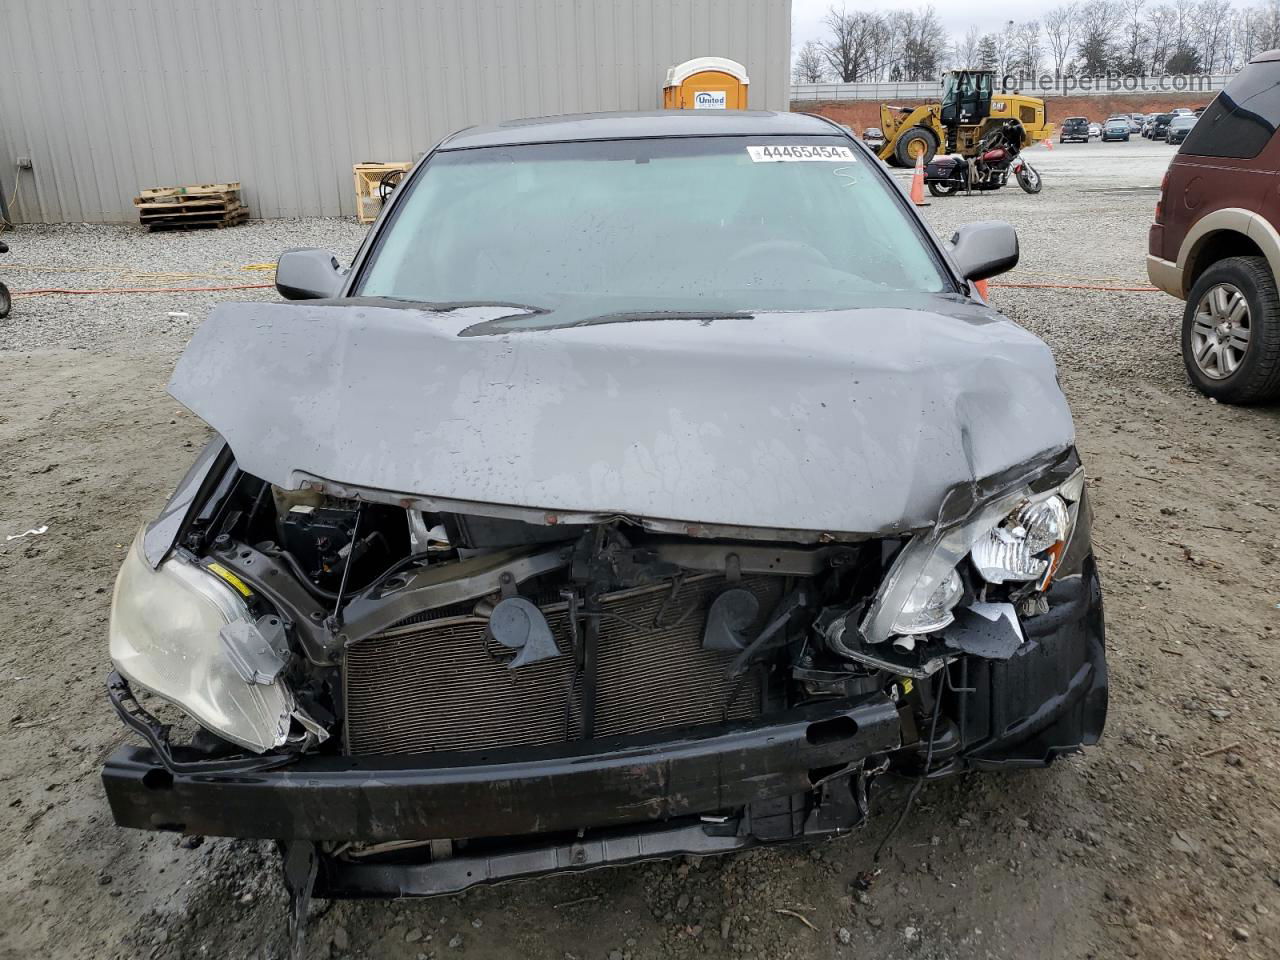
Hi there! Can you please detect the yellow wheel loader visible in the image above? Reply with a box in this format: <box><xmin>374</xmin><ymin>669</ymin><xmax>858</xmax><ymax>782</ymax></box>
<box><xmin>875</xmin><ymin>69</ymin><xmax>1054</xmax><ymax>167</ymax></box>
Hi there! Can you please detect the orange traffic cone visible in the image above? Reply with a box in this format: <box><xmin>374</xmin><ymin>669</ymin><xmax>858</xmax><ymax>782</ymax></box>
<box><xmin>910</xmin><ymin>151</ymin><xmax>928</xmax><ymax>206</ymax></box>
<box><xmin>974</xmin><ymin>278</ymin><xmax>990</xmax><ymax>300</ymax></box>
<box><xmin>1043</xmin><ymin>137</ymin><xmax>1054</xmax><ymax>150</ymax></box>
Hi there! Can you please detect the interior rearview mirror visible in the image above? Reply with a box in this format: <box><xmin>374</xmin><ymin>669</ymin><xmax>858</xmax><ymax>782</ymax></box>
<box><xmin>276</xmin><ymin>248</ymin><xmax>345</xmax><ymax>300</ymax></box>
<box><xmin>947</xmin><ymin>221</ymin><xmax>1019</xmax><ymax>283</ymax></box>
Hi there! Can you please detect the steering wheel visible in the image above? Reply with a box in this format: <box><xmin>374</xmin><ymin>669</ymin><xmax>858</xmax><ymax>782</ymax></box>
<box><xmin>727</xmin><ymin>239</ymin><xmax>832</xmax><ymax>268</ymax></box>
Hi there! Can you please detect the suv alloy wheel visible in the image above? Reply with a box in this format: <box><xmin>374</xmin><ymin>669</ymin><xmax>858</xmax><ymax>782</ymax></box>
<box><xmin>1181</xmin><ymin>257</ymin><xmax>1280</xmax><ymax>402</ymax></box>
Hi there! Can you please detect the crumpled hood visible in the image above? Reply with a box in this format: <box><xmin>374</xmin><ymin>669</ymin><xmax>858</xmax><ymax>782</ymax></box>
<box><xmin>168</xmin><ymin>298</ymin><xmax>1074</xmax><ymax>536</ymax></box>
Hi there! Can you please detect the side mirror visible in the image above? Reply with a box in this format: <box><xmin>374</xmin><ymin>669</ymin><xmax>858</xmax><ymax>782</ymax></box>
<box><xmin>947</xmin><ymin>221</ymin><xmax>1019</xmax><ymax>282</ymax></box>
<box><xmin>276</xmin><ymin>248</ymin><xmax>344</xmax><ymax>300</ymax></box>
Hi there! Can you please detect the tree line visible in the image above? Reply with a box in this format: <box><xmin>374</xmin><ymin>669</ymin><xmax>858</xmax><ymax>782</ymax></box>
<box><xmin>793</xmin><ymin>0</ymin><xmax>1280</xmax><ymax>83</ymax></box>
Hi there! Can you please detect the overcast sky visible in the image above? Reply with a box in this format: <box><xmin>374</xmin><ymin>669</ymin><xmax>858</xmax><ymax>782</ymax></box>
<box><xmin>790</xmin><ymin>0</ymin><xmax>1065</xmax><ymax>53</ymax></box>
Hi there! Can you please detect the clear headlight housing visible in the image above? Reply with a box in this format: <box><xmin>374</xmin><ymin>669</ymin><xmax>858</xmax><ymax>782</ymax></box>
<box><xmin>970</xmin><ymin>495</ymin><xmax>1070</xmax><ymax>586</ymax></box>
<box><xmin>858</xmin><ymin>466</ymin><xmax>1085</xmax><ymax>644</ymax></box>
<box><xmin>109</xmin><ymin>531</ymin><xmax>294</xmax><ymax>752</ymax></box>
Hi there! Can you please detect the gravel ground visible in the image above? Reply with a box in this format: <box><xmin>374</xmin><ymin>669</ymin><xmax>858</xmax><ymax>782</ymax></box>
<box><xmin>1</xmin><ymin>138</ymin><xmax>1278</xmax><ymax>960</ymax></box>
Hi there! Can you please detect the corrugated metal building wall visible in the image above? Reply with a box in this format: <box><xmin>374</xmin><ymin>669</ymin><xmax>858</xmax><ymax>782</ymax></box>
<box><xmin>1</xmin><ymin>0</ymin><xmax>792</xmax><ymax>223</ymax></box>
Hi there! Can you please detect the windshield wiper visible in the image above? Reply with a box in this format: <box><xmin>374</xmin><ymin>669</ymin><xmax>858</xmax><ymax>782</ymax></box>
<box><xmin>561</xmin><ymin>309</ymin><xmax>754</xmax><ymax>328</ymax></box>
<box><xmin>350</xmin><ymin>296</ymin><xmax>549</xmax><ymax>316</ymax></box>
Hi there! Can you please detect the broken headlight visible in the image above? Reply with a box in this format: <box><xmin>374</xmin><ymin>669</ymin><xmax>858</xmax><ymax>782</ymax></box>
<box><xmin>859</xmin><ymin>467</ymin><xmax>1085</xmax><ymax>645</ymax></box>
<box><xmin>109</xmin><ymin>531</ymin><xmax>294</xmax><ymax>752</ymax></box>
<box><xmin>890</xmin><ymin>568</ymin><xmax>963</xmax><ymax>635</ymax></box>
<box><xmin>970</xmin><ymin>495</ymin><xmax>1070</xmax><ymax>586</ymax></box>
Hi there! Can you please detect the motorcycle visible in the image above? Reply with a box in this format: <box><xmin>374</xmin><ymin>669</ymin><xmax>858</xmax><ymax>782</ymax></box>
<box><xmin>0</xmin><ymin>240</ymin><xmax>9</xmax><ymax>319</ymax></box>
<box><xmin>924</xmin><ymin>119</ymin><xmax>1042</xmax><ymax>197</ymax></box>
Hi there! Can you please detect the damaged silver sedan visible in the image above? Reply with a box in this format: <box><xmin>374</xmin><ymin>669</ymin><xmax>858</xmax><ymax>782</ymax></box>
<box><xmin>102</xmin><ymin>111</ymin><xmax>1106</xmax><ymax>926</ymax></box>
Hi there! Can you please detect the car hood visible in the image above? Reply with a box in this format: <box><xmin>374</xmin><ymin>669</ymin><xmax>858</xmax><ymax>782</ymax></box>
<box><xmin>168</xmin><ymin>298</ymin><xmax>1074</xmax><ymax>536</ymax></box>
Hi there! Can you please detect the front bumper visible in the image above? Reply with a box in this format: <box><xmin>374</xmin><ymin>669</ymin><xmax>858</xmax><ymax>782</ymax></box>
<box><xmin>103</xmin><ymin>695</ymin><xmax>903</xmax><ymax>841</ymax></box>
<box><xmin>102</xmin><ymin>565</ymin><xmax>1106</xmax><ymax>894</ymax></box>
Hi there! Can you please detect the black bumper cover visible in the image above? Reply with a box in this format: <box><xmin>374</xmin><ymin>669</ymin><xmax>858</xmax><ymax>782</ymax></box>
<box><xmin>103</xmin><ymin>696</ymin><xmax>904</xmax><ymax>842</ymax></box>
<box><xmin>101</xmin><ymin>566</ymin><xmax>1106</xmax><ymax>894</ymax></box>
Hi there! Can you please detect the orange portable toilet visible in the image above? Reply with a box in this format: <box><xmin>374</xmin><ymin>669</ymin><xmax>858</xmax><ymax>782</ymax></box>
<box><xmin>663</xmin><ymin>57</ymin><xmax>749</xmax><ymax>110</ymax></box>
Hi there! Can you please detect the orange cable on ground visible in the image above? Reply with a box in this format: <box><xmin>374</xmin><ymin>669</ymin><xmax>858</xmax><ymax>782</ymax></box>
<box><xmin>12</xmin><ymin>282</ymin><xmax>274</xmax><ymax>297</ymax></box>
<box><xmin>992</xmin><ymin>281</ymin><xmax>1160</xmax><ymax>292</ymax></box>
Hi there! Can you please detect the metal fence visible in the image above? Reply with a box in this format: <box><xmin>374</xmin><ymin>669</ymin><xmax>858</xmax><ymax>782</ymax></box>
<box><xmin>2</xmin><ymin>0</ymin><xmax>793</xmax><ymax>223</ymax></box>
<box><xmin>791</xmin><ymin>75</ymin><xmax>1234</xmax><ymax>101</ymax></box>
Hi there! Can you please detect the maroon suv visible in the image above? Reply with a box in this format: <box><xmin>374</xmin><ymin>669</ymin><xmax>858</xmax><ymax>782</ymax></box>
<box><xmin>1147</xmin><ymin>50</ymin><xmax>1280</xmax><ymax>404</ymax></box>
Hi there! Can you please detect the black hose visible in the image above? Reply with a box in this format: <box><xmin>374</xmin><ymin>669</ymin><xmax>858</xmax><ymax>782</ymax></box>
<box><xmin>873</xmin><ymin>666</ymin><xmax>948</xmax><ymax>862</ymax></box>
<box><xmin>274</xmin><ymin>548</ymin><xmax>342</xmax><ymax>601</ymax></box>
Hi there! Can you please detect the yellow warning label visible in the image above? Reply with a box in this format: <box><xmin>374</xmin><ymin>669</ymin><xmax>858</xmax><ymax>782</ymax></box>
<box><xmin>900</xmin><ymin>678</ymin><xmax>914</xmax><ymax>695</ymax></box>
<box><xmin>207</xmin><ymin>562</ymin><xmax>252</xmax><ymax>597</ymax></box>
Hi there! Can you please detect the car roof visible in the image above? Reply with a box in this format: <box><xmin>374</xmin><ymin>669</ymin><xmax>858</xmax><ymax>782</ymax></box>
<box><xmin>439</xmin><ymin>110</ymin><xmax>839</xmax><ymax>150</ymax></box>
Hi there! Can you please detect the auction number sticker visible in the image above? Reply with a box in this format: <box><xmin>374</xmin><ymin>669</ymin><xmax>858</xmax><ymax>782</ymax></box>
<box><xmin>747</xmin><ymin>144</ymin><xmax>857</xmax><ymax>162</ymax></box>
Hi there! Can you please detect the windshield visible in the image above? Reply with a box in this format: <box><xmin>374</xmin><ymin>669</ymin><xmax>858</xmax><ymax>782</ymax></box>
<box><xmin>355</xmin><ymin>136</ymin><xmax>950</xmax><ymax>326</ymax></box>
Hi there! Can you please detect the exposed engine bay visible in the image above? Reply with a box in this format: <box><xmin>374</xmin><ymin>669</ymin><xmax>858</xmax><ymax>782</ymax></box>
<box><xmin>153</xmin><ymin>469</ymin><xmax>907</xmax><ymax>758</ymax></box>
<box><xmin>107</xmin><ymin>439</ymin><xmax>1103</xmax><ymax>779</ymax></box>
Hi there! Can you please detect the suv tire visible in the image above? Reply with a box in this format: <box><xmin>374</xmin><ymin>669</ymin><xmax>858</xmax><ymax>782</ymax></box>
<box><xmin>1181</xmin><ymin>256</ymin><xmax>1280</xmax><ymax>403</ymax></box>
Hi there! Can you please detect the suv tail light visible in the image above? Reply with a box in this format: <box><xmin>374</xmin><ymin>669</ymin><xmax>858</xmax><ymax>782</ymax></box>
<box><xmin>1154</xmin><ymin>170</ymin><xmax>1169</xmax><ymax>224</ymax></box>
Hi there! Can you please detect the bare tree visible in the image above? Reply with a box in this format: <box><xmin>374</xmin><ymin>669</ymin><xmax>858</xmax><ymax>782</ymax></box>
<box><xmin>1044</xmin><ymin>3</ymin><xmax>1081</xmax><ymax>75</ymax></box>
<box><xmin>865</xmin><ymin>15</ymin><xmax>895</xmax><ymax>79</ymax></box>
<box><xmin>821</xmin><ymin>5</ymin><xmax>886</xmax><ymax>82</ymax></box>
<box><xmin>1118</xmin><ymin>0</ymin><xmax>1148</xmax><ymax>73</ymax></box>
<box><xmin>1147</xmin><ymin>4</ymin><xmax>1177</xmax><ymax>73</ymax></box>
<box><xmin>793</xmin><ymin>39</ymin><xmax>828</xmax><ymax>82</ymax></box>
<box><xmin>1173</xmin><ymin>0</ymin><xmax>1197</xmax><ymax>49</ymax></box>
<box><xmin>995</xmin><ymin>20</ymin><xmax>1019</xmax><ymax>77</ymax></box>
<box><xmin>889</xmin><ymin>6</ymin><xmax>950</xmax><ymax>80</ymax></box>
<box><xmin>952</xmin><ymin>25</ymin><xmax>982</xmax><ymax>68</ymax></box>
<box><xmin>1014</xmin><ymin>21</ymin><xmax>1044</xmax><ymax>74</ymax></box>
<box><xmin>1077</xmin><ymin>0</ymin><xmax>1124</xmax><ymax>73</ymax></box>
<box><xmin>1194</xmin><ymin>0</ymin><xmax>1233</xmax><ymax>71</ymax></box>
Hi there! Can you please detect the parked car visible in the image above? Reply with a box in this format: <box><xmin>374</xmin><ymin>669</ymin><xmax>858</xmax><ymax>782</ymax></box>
<box><xmin>1166</xmin><ymin>114</ymin><xmax>1196</xmax><ymax>145</ymax></box>
<box><xmin>101</xmin><ymin>111</ymin><xmax>1108</xmax><ymax>933</ymax></box>
<box><xmin>1142</xmin><ymin>118</ymin><xmax>1155</xmax><ymax>137</ymax></box>
<box><xmin>1126</xmin><ymin>116</ymin><xmax>1143</xmax><ymax>133</ymax></box>
<box><xmin>1088</xmin><ymin>122</ymin><xmax>1102</xmax><ymax>138</ymax></box>
<box><xmin>1150</xmin><ymin>114</ymin><xmax>1174</xmax><ymax>140</ymax></box>
<box><xmin>1060</xmin><ymin>116</ymin><xmax>1090</xmax><ymax>143</ymax></box>
<box><xmin>862</xmin><ymin>126</ymin><xmax>887</xmax><ymax>152</ymax></box>
<box><xmin>1102</xmin><ymin>118</ymin><xmax>1131</xmax><ymax>141</ymax></box>
<box><xmin>1148</xmin><ymin>50</ymin><xmax>1280</xmax><ymax>402</ymax></box>
<box><xmin>1171</xmin><ymin>107</ymin><xmax>1194</xmax><ymax>116</ymax></box>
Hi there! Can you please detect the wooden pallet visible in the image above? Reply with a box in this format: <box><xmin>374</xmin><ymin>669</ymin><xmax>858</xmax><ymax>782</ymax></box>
<box><xmin>135</xmin><ymin>181</ymin><xmax>248</xmax><ymax>231</ymax></box>
<box><xmin>138</xmin><ymin>181</ymin><xmax>240</xmax><ymax>200</ymax></box>
<box><xmin>144</xmin><ymin>210</ymin><xmax>250</xmax><ymax>232</ymax></box>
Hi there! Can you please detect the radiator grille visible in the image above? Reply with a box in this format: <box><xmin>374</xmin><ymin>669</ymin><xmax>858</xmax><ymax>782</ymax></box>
<box><xmin>343</xmin><ymin>574</ymin><xmax>782</xmax><ymax>756</ymax></box>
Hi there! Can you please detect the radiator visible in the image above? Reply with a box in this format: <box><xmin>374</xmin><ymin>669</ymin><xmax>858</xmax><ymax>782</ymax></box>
<box><xmin>343</xmin><ymin>574</ymin><xmax>781</xmax><ymax>756</ymax></box>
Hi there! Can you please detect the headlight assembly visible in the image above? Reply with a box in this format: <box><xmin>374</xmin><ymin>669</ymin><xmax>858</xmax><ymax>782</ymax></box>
<box><xmin>970</xmin><ymin>495</ymin><xmax>1070</xmax><ymax>586</ymax></box>
<box><xmin>109</xmin><ymin>531</ymin><xmax>295</xmax><ymax>753</ymax></box>
<box><xmin>854</xmin><ymin>465</ymin><xmax>1085</xmax><ymax>647</ymax></box>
